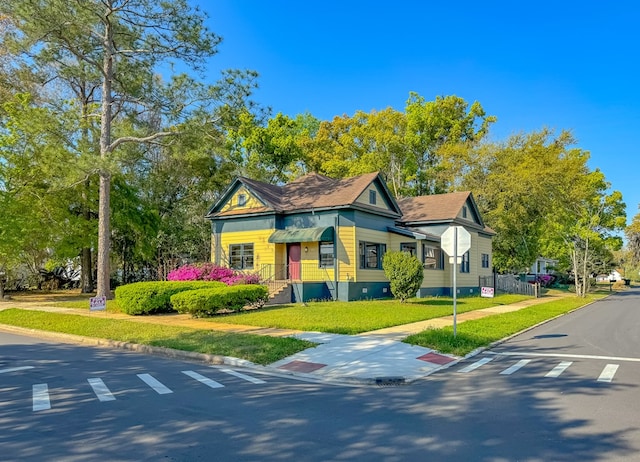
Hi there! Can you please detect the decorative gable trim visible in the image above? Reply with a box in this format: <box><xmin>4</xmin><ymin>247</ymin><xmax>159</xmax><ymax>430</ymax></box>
<box><xmin>205</xmin><ymin>177</ymin><xmax>276</xmax><ymax>218</ymax></box>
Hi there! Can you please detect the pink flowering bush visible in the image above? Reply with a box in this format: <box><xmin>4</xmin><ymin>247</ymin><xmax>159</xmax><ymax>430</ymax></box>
<box><xmin>167</xmin><ymin>263</ymin><xmax>261</xmax><ymax>286</ymax></box>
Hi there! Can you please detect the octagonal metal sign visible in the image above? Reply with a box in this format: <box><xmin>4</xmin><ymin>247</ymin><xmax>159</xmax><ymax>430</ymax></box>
<box><xmin>441</xmin><ymin>226</ymin><xmax>471</xmax><ymax>257</ymax></box>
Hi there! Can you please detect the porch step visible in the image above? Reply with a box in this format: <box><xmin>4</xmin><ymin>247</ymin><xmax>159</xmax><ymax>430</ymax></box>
<box><xmin>265</xmin><ymin>280</ymin><xmax>292</xmax><ymax>305</ymax></box>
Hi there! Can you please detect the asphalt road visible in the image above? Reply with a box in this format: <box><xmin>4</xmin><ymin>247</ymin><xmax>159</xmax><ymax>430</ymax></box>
<box><xmin>1</xmin><ymin>290</ymin><xmax>639</xmax><ymax>461</ymax></box>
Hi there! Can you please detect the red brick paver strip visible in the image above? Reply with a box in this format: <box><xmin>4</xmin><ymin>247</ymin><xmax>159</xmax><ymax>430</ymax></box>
<box><xmin>416</xmin><ymin>352</ymin><xmax>456</xmax><ymax>365</ymax></box>
<box><xmin>278</xmin><ymin>360</ymin><xmax>327</xmax><ymax>373</ymax></box>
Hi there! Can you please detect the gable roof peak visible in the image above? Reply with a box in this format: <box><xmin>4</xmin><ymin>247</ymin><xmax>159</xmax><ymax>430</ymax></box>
<box><xmin>397</xmin><ymin>190</ymin><xmax>475</xmax><ymax>224</ymax></box>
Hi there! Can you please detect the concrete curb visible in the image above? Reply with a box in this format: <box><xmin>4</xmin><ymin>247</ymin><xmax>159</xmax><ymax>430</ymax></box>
<box><xmin>0</xmin><ymin>323</ymin><xmax>375</xmax><ymax>387</ymax></box>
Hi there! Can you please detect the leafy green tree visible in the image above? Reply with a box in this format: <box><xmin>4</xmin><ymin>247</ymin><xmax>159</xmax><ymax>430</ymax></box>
<box><xmin>404</xmin><ymin>93</ymin><xmax>496</xmax><ymax>195</ymax></box>
<box><xmin>302</xmin><ymin>108</ymin><xmax>411</xmax><ymax>195</ymax></box>
<box><xmin>382</xmin><ymin>251</ymin><xmax>424</xmax><ymax>302</ymax></box>
<box><xmin>561</xmin><ymin>172</ymin><xmax>626</xmax><ymax>296</ymax></box>
<box><xmin>0</xmin><ymin>94</ymin><xmax>87</xmax><ymax>288</ymax></box>
<box><xmin>462</xmin><ymin>129</ymin><xmax>593</xmax><ymax>273</ymax></box>
<box><xmin>2</xmin><ymin>0</ymin><xmax>256</xmax><ymax>297</ymax></box>
<box><xmin>228</xmin><ymin>111</ymin><xmax>309</xmax><ymax>184</ymax></box>
<box><xmin>625</xmin><ymin>208</ymin><xmax>640</xmax><ymax>269</ymax></box>
<box><xmin>301</xmin><ymin>94</ymin><xmax>493</xmax><ymax>198</ymax></box>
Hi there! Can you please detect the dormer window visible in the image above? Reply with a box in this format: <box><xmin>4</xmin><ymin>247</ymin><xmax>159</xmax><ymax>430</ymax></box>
<box><xmin>369</xmin><ymin>190</ymin><xmax>376</xmax><ymax>205</ymax></box>
<box><xmin>237</xmin><ymin>194</ymin><xmax>247</xmax><ymax>207</ymax></box>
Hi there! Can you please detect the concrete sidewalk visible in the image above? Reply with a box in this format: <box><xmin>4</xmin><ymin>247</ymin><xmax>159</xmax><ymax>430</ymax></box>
<box><xmin>0</xmin><ymin>294</ymin><xmax>567</xmax><ymax>385</ymax></box>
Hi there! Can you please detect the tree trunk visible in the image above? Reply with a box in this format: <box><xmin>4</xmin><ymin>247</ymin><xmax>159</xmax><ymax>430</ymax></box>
<box><xmin>96</xmin><ymin>171</ymin><xmax>112</xmax><ymax>298</ymax></box>
<box><xmin>581</xmin><ymin>237</ymin><xmax>590</xmax><ymax>297</ymax></box>
<box><xmin>80</xmin><ymin>247</ymin><xmax>93</xmax><ymax>293</ymax></box>
<box><xmin>80</xmin><ymin>176</ymin><xmax>94</xmax><ymax>293</ymax></box>
<box><xmin>96</xmin><ymin>15</ymin><xmax>114</xmax><ymax>299</ymax></box>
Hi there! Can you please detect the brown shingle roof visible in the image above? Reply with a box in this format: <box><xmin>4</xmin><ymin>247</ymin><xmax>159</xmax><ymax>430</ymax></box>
<box><xmin>214</xmin><ymin>172</ymin><xmax>391</xmax><ymax>216</ymax></box>
<box><xmin>397</xmin><ymin>191</ymin><xmax>470</xmax><ymax>223</ymax></box>
<box><xmin>283</xmin><ymin>171</ymin><xmax>380</xmax><ymax>210</ymax></box>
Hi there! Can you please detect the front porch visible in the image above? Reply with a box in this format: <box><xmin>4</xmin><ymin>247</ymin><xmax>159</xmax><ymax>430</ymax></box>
<box><xmin>257</xmin><ymin>263</ymin><xmax>337</xmax><ymax>303</ymax></box>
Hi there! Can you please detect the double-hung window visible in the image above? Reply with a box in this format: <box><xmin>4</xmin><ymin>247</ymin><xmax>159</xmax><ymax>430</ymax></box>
<box><xmin>400</xmin><ymin>242</ymin><xmax>417</xmax><ymax>257</ymax></box>
<box><xmin>422</xmin><ymin>244</ymin><xmax>444</xmax><ymax>270</ymax></box>
<box><xmin>460</xmin><ymin>251</ymin><xmax>470</xmax><ymax>273</ymax></box>
<box><xmin>481</xmin><ymin>253</ymin><xmax>490</xmax><ymax>268</ymax></box>
<box><xmin>229</xmin><ymin>243</ymin><xmax>254</xmax><ymax>269</ymax></box>
<box><xmin>359</xmin><ymin>241</ymin><xmax>386</xmax><ymax>269</ymax></box>
<box><xmin>319</xmin><ymin>242</ymin><xmax>334</xmax><ymax>268</ymax></box>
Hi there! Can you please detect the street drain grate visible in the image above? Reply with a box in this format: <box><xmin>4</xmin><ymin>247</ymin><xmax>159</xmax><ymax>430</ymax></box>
<box><xmin>375</xmin><ymin>376</ymin><xmax>406</xmax><ymax>386</ymax></box>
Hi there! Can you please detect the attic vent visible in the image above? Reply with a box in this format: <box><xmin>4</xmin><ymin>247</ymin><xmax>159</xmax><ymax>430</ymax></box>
<box><xmin>369</xmin><ymin>190</ymin><xmax>376</xmax><ymax>205</ymax></box>
<box><xmin>462</xmin><ymin>206</ymin><xmax>468</xmax><ymax>218</ymax></box>
<box><xmin>238</xmin><ymin>194</ymin><xmax>247</xmax><ymax>207</ymax></box>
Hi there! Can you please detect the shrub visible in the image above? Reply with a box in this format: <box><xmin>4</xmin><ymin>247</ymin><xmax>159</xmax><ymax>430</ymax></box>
<box><xmin>535</xmin><ymin>274</ymin><xmax>555</xmax><ymax>287</ymax></box>
<box><xmin>170</xmin><ymin>284</ymin><xmax>269</xmax><ymax>318</ymax></box>
<box><xmin>167</xmin><ymin>262</ymin><xmax>260</xmax><ymax>285</ymax></box>
<box><xmin>115</xmin><ymin>281</ymin><xmax>226</xmax><ymax>315</ymax></box>
<box><xmin>382</xmin><ymin>251</ymin><xmax>424</xmax><ymax>302</ymax></box>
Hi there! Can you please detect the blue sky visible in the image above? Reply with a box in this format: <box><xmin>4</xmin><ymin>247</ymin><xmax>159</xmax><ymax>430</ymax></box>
<box><xmin>200</xmin><ymin>1</ymin><xmax>639</xmax><ymax>225</ymax></box>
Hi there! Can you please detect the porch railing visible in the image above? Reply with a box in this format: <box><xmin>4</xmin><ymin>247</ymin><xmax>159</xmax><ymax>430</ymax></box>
<box><xmin>257</xmin><ymin>263</ymin><xmax>335</xmax><ymax>282</ymax></box>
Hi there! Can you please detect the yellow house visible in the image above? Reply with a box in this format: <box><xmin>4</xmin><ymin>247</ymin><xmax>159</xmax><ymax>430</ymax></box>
<box><xmin>206</xmin><ymin>172</ymin><xmax>494</xmax><ymax>302</ymax></box>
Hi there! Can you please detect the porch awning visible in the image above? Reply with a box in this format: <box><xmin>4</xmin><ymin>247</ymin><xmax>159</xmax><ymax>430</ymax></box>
<box><xmin>268</xmin><ymin>226</ymin><xmax>334</xmax><ymax>243</ymax></box>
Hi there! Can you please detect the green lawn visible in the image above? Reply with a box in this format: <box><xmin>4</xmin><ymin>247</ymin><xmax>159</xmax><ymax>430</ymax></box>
<box><xmin>53</xmin><ymin>298</ymin><xmax>121</xmax><ymax>313</ymax></box>
<box><xmin>405</xmin><ymin>293</ymin><xmax>606</xmax><ymax>356</ymax></box>
<box><xmin>211</xmin><ymin>294</ymin><xmax>531</xmax><ymax>334</ymax></box>
<box><xmin>0</xmin><ymin>289</ymin><xmax>607</xmax><ymax>362</ymax></box>
<box><xmin>0</xmin><ymin>309</ymin><xmax>313</xmax><ymax>365</ymax></box>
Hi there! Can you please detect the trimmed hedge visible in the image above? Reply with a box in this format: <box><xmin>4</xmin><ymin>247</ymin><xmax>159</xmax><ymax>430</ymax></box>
<box><xmin>170</xmin><ymin>284</ymin><xmax>269</xmax><ymax>318</ymax></box>
<box><xmin>115</xmin><ymin>281</ymin><xmax>226</xmax><ymax>315</ymax></box>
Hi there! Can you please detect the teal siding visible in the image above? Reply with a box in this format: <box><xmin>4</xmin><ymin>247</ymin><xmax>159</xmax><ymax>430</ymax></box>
<box><xmin>417</xmin><ymin>286</ymin><xmax>480</xmax><ymax>298</ymax></box>
<box><xmin>334</xmin><ymin>282</ymin><xmax>391</xmax><ymax>301</ymax></box>
<box><xmin>291</xmin><ymin>283</ymin><xmax>334</xmax><ymax>303</ymax></box>
<box><xmin>214</xmin><ymin>216</ymin><xmax>276</xmax><ymax>233</ymax></box>
<box><xmin>352</xmin><ymin>210</ymin><xmax>396</xmax><ymax>232</ymax></box>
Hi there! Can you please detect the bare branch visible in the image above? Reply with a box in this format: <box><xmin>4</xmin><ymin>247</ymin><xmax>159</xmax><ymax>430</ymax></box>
<box><xmin>109</xmin><ymin>130</ymin><xmax>179</xmax><ymax>152</ymax></box>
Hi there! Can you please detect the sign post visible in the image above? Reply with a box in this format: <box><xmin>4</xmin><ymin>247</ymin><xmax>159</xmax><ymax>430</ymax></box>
<box><xmin>441</xmin><ymin>226</ymin><xmax>471</xmax><ymax>337</ymax></box>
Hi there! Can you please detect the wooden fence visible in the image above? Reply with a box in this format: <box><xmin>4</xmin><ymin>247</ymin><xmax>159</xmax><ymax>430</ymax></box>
<box><xmin>479</xmin><ymin>274</ymin><xmax>540</xmax><ymax>297</ymax></box>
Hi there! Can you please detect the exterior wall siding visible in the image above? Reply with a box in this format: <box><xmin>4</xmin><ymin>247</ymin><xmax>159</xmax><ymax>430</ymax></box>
<box><xmin>220</xmin><ymin>186</ymin><xmax>264</xmax><ymax>212</ymax></box>
<box><xmin>336</xmin><ymin>282</ymin><xmax>391</xmax><ymax>301</ymax></box>
<box><xmin>336</xmin><ymin>219</ymin><xmax>356</xmax><ymax>283</ymax></box>
<box><xmin>353</xmin><ymin>228</ymin><xmax>391</xmax><ymax>283</ymax></box>
<box><xmin>216</xmin><ymin>228</ymin><xmax>275</xmax><ymax>270</ymax></box>
<box><xmin>355</xmin><ymin>183</ymin><xmax>393</xmax><ymax>212</ymax></box>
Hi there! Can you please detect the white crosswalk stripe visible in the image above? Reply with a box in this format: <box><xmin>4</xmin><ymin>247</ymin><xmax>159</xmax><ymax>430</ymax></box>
<box><xmin>88</xmin><ymin>378</ymin><xmax>116</xmax><ymax>401</ymax></box>
<box><xmin>32</xmin><ymin>384</ymin><xmax>51</xmax><ymax>411</ymax></box>
<box><xmin>137</xmin><ymin>373</ymin><xmax>173</xmax><ymax>394</ymax></box>
<box><xmin>458</xmin><ymin>355</ymin><xmax>626</xmax><ymax>384</ymax></box>
<box><xmin>458</xmin><ymin>357</ymin><xmax>494</xmax><ymax>373</ymax></box>
<box><xmin>500</xmin><ymin>359</ymin><xmax>531</xmax><ymax>375</ymax></box>
<box><xmin>597</xmin><ymin>364</ymin><xmax>619</xmax><ymax>383</ymax></box>
<box><xmin>545</xmin><ymin>361</ymin><xmax>573</xmax><ymax>378</ymax></box>
<box><xmin>182</xmin><ymin>370</ymin><xmax>224</xmax><ymax>389</ymax></box>
<box><xmin>19</xmin><ymin>369</ymin><xmax>271</xmax><ymax>411</ymax></box>
<box><xmin>219</xmin><ymin>368</ymin><xmax>266</xmax><ymax>384</ymax></box>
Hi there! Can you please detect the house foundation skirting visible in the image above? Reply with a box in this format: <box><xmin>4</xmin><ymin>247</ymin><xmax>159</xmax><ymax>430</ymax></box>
<box><xmin>287</xmin><ymin>282</ymin><xmax>481</xmax><ymax>303</ymax></box>
<box><xmin>416</xmin><ymin>286</ymin><xmax>480</xmax><ymax>298</ymax></box>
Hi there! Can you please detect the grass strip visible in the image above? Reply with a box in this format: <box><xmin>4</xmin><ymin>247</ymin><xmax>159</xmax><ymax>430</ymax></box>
<box><xmin>0</xmin><ymin>309</ymin><xmax>314</xmax><ymax>365</ymax></box>
<box><xmin>53</xmin><ymin>298</ymin><xmax>121</xmax><ymax>313</ymax></box>
<box><xmin>404</xmin><ymin>294</ymin><xmax>605</xmax><ymax>356</ymax></box>
<box><xmin>215</xmin><ymin>294</ymin><xmax>531</xmax><ymax>334</ymax></box>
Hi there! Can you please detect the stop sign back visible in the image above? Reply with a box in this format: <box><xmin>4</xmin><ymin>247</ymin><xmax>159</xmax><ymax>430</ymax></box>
<box><xmin>441</xmin><ymin>226</ymin><xmax>471</xmax><ymax>257</ymax></box>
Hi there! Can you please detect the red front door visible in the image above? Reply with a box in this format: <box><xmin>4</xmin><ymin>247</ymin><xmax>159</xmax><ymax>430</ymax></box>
<box><xmin>288</xmin><ymin>244</ymin><xmax>301</xmax><ymax>280</ymax></box>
